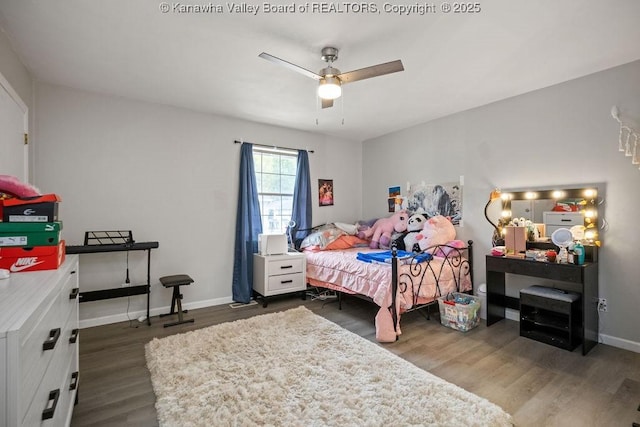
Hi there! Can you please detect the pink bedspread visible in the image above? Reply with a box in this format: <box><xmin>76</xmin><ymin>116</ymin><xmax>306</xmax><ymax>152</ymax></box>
<box><xmin>305</xmin><ymin>248</ymin><xmax>472</xmax><ymax>340</ymax></box>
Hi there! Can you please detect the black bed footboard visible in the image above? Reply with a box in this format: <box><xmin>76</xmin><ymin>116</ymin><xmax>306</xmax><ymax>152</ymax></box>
<box><xmin>390</xmin><ymin>240</ymin><xmax>474</xmax><ymax>336</ymax></box>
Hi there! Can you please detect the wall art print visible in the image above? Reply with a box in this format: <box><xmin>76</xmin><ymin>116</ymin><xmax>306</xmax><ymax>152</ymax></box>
<box><xmin>318</xmin><ymin>179</ymin><xmax>334</xmax><ymax>206</ymax></box>
<box><xmin>405</xmin><ymin>181</ymin><xmax>463</xmax><ymax>225</ymax></box>
<box><xmin>388</xmin><ymin>186</ymin><xmax>403</xmax><ymax>212</ymax></box>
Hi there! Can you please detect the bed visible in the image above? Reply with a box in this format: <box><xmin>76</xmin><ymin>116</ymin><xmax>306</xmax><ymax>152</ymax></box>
<box><xmin>300</xmin><ymin>224</ymin><xmax>473</xmax><ymax>342</ymax></box>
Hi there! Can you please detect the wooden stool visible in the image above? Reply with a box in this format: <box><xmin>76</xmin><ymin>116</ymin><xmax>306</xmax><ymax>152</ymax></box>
<box><xmin>159</xmin><ymin>274</ymin><xmax>194</xmax><ymax>328</ymax></box>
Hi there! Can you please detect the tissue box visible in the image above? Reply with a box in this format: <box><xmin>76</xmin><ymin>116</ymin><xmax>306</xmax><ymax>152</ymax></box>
<box><xmin>505</xmin><ymin>226</ymin><xmax>526</xmax><ymax>255</ymax></box>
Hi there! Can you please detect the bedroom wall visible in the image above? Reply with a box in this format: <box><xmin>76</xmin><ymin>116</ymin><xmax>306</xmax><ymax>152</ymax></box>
<box><xmin>362</xmin><ymin>60</ymin><xmax>640</xmax><ymax>352</ymax></box>
<box><xmin>32</xmin><ymin>82</ymin><xmax>362</xmax><ymax>327</ymax></box>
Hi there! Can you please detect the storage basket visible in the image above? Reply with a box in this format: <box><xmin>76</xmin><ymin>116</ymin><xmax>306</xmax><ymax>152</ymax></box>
<box><xmin>437</xmin><ymin>292</ymin><xmax>481</xmax><ymax>332</ymax></box>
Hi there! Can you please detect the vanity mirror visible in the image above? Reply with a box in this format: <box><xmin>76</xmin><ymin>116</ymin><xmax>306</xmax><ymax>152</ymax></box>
<box><xmin>484</xmin><ymin>186</ymin><xmax>603</xmax><ymax>246</ymax></box>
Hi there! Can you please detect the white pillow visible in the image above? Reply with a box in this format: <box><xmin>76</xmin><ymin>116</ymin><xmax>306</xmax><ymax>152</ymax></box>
<box><xmin>334</xmin><ymin>222</ymin><xmax>357</xmax><ymax>235</ymax></box>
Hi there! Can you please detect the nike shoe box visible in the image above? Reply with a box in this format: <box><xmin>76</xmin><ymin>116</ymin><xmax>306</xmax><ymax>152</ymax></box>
<box><xmin>0</xmin><ymin>194</ymin><xmax>60</xmax><ymax>222</ymax></box>
<box><xmin>0</xmin><ymin>222</ymin><xmax>62</xmax><ymax>248</ymax></box>
<box><xmin>0</xmin><ymin>240</ymin><xmax>66</xmax><ymax>273</ymax></box>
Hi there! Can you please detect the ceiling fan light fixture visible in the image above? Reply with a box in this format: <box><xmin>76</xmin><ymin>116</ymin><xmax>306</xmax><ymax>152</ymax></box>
<box><xmin>317</xmin><ymin>76</ymin><xmax>342</xmax><ymax>100</ymax></box>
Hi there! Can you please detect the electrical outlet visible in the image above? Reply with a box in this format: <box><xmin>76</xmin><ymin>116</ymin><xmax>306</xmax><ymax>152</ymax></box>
<box><xmin>598</xmin><ymin>298</ymin><xmax>607</xmax><ymax>312</ymax></box>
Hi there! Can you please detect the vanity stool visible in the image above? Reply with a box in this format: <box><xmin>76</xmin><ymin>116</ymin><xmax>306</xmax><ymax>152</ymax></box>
<box><xmin>159</xmin><ymin>274</ymin><xmax>195</xmax><ymax>328</ymax></box>
<box><xmin>519</xmin><ymin>285</ymin><xmax>581</xmax><ymax>351</ymax></box>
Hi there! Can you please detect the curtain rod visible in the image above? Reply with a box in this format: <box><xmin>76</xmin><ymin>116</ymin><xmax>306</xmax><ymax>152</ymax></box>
<box><xmin>234</xmin><ymin>140</ymin><xmax>314</xmax><ymax>153</ymax></box>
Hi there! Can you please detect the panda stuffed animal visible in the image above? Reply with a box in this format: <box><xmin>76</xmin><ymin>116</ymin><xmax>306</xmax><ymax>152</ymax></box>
<box><xmin>393</xmin><ymin>213</ymin><xmax>427</xmax><ymax>252</ymax></box>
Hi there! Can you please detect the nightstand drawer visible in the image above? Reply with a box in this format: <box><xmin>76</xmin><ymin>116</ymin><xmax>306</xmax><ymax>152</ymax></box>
<box><xmin>266</xmin><ymin>257</ymin><xmax>304</xmax><ymax>276</ymax></box>
<box><xmin>267</xmin><ymin>272</ymin><xmax>305</xmax><ymax>293</ymax></box>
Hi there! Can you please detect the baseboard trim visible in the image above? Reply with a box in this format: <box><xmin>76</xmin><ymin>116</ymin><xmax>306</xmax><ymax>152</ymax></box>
<box><xmin>598</xmin><ymin>333</ymin><xmax>640</xmax><ymax>354</ymax></box>
<box><xmin>79</xmin><ymin>298</ymin><xmax>640</xmax><ymax>354</ymax></box>
<box><xmin>78</xmin><ymin>296</ymin><xmax>234</xmax><ymax>329</ymax></box>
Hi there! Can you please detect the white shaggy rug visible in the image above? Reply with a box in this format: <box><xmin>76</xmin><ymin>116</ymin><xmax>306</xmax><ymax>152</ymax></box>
<box><xmin>145</xmin><ymin>306</ymin><xmax>513</xmax><ymax>427</ymax></box>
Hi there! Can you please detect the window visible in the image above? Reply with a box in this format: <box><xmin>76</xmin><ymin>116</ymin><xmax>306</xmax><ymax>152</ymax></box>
<box><xmin>253</xmin><ymin>147</ymin><xmax>297</xmax><ymax>234</ymax></box>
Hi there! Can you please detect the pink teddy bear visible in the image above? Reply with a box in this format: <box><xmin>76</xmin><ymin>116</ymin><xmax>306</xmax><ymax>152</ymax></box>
<box><xmin>358</xmin><ymin>210</ymin><xmax>409</xmax><ymax>249</ymax></box>
<box><xmin>415</xmin><ymin>215</ymin><xmax>456</xmax><ymax>252</ymax></box>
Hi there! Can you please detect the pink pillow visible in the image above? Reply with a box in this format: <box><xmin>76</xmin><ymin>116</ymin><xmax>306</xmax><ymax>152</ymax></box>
<box><xmin>325</xmin><ymin>235</ymin><xmax>369</xmax><ymax>250</ymax></box>
<box><xmin>432</xmin><ymin>240</ymin><xmax>467</xmax><ymax>257</ymax></box>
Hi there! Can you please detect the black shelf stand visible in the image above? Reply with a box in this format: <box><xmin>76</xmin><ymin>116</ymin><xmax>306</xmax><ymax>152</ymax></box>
<box><xmin>66</xmin><ymin>231</ymin><xmax>159</xmax><ymax>326</ymax></box>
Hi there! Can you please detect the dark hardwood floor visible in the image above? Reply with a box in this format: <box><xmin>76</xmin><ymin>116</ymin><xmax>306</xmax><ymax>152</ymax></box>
<box><xmin>71</xmin><ymin>294</ymin><xmax>640</xmax><ymax>426</ymax></box>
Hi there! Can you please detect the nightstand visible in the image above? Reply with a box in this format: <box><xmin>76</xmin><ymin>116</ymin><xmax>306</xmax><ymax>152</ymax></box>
<box><xmin>253</xmin><ymin>252</ymin><xmax>306</xmax><ymax>307</ymax></box>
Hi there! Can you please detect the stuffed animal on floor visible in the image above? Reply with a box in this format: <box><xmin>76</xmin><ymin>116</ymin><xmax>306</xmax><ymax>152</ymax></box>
<box><xmin>393</xmin><ymin>213</ymin><xmax>427</xmax><ymax>252</ymax></box>
<box><xmin>415</xmin><ymin>215</ymin><xmax>456</xmax><ymax>252</ymax></box>
<box><xmin>0</xmin><ymin>175</ymin><xmax>40</xmax><ymax>199</ymax></box>
<box><xmin>357</xmin><ymin>210</ymin><xmax>409</xmax><ymax>249</ymax></box>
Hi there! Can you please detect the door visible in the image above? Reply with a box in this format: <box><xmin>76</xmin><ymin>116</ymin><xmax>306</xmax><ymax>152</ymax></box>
<box><xmin>0</xmin><ymin>72</ymin><xmax>28</xmax><ymax>181</ymax></box>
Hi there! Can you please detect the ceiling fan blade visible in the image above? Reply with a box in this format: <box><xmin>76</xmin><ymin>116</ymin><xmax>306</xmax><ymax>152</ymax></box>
<box><xmin>338</xmin><ymin>60</ymin><xmax>404</xmax><ymax>84</ymax></box>
<box><xmin>321</xmin><ymin>98</ymin><xmax>334</xmax><ymax>109</ymax></box>
<box><xmin>259</xmin><ymin>52</ymin><xmax>322</xmax><ymax>80</ymax></box>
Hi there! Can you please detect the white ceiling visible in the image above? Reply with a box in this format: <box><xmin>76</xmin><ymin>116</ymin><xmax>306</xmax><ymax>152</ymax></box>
<box><xmin>1</xmin><ymin>0</ymin><xmax>639</xmax><ymax>141</ymax></box>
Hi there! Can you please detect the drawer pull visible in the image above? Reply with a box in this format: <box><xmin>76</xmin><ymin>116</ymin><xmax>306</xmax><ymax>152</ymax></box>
<box><xmin>42</xmin><ymin>389</ymin><xmax>60</xmax><ymax>420</ymax></box>
<box><xmin>280</xmin><ymin>265</ymin><xmax>293</xmax><ymax>269</ymax></box>
<box><xmin>280</xmin><ymin>279</ymin><xmax>293</xmax><ymax>284</ymax></box>
<box><xmin>560</xmin><ymin>219</ymin><xmax>573</xmax><ymax>222</ymax></box>
<box><xmin>70</xmin><ymin>328</ymin><xmax>79</xmax><ymax>344</ymax></box>
<box><xmin>69</xmin><ymin>287</ymin><xmax>80</xmax><ymax>299</ymax></box>
<box><xmin>70</xmin><ymin>371</ymin><xmax>79</xmax><ymax>391</ymax></box>
<box><xmin>43</xmin><ymin>328</ymin><xmax>61</xmax><ymax>351</ymax></box>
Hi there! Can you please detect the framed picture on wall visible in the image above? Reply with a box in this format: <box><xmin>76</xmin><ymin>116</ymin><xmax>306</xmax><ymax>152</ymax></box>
<box><xmin>319</xmin><ymin>179</ymin><xmax>334</xmax><ymax>206</ymax></box>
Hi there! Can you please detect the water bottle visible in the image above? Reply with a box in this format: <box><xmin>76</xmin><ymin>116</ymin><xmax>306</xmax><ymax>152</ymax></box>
<box><xmin>574</xmin><ymin>242</ymin><xmax>585</xmax><ymax>265</ymax></box>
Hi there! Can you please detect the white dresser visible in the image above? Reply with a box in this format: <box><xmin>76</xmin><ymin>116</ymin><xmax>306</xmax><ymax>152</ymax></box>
<box><xmin>253</xmin><ymin>252</ymin><xmax>306</xmax><ymax>305</ymax></box>
<box><xmin>0</xmin><ymin>255</ymin><xmax>79</xmax><ymax>427</ymax></box>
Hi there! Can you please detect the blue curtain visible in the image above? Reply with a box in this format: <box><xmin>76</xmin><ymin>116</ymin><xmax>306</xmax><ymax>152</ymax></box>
<box><xmin>290</xmin><ymin>150</ymin><xmax>312</xmax><ymax>245</ymax></box>
<box><xmin>232</xmin><ymin>143</ymin><xmax>263</xmax><ymax>303</ymax></box>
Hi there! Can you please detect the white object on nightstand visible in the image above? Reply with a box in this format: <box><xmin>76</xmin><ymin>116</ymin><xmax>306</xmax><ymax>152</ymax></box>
<box><xmin>0</xmin><ymin>255</ymin><xmax>79</xmax><ymax>427</ymax></box>
<box><xmin>253</xmin><ymin>252</ymin><xmax>306</xmax><ymax>305</ymax></box>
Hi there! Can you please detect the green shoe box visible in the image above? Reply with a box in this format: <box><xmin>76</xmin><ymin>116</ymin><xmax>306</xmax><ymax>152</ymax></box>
<box><xmin>0</xmin><ymin>222</ymin><xmax>63</xmax><ymax>247</ymax></box>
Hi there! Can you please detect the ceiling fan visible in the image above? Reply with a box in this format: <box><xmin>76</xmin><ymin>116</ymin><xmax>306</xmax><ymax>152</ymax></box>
<box><xmin>259</xmin><ymin>47</ymin><xmax>404</xmax><ymax>108</ymax></box>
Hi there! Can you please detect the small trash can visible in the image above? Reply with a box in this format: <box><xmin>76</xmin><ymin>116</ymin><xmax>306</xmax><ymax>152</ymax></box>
<box><xmin>475</xmin><ymin>283</ymin><xmax>487</xmax><ymax>320</ymax></box>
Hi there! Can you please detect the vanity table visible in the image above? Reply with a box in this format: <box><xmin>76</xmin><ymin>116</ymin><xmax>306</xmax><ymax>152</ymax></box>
<box><xmin>486</xmin><ymin>255</ymin><xmax>599</xmax><ymax>355</ymax></box>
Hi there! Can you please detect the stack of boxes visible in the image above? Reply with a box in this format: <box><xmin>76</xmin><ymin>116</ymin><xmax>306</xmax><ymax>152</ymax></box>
<box><xmin>0</xmin><ymin>194</ymin><xmax>65</xmax><ymax>272</ymax></box>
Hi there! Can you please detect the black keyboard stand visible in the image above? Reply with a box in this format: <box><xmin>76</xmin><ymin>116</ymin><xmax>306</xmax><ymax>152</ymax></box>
<box><xmin>66</xmin><ymin>241</ymin><xmax>159</xmax><ymax>326</ymax></box>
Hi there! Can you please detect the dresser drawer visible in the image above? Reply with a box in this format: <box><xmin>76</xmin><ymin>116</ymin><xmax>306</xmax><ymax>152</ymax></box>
<box><xmin>22</xmin><ymin>316</ymin><xmax>78</xmax><ymax>427</ymax></box>
<box><xmin>266</xmin><ymin>257</ymin><xmax>304</xmax><ymax>276</ymax></box>
<box><xmin>267</xmin><ymin>272</ymin><xmax>306</xmax><ymax>293</ymax></box>
<box><xmin>19</xmin><ymin>267</ymin><xmax>78</xmax><ymax>420</ymax></box>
